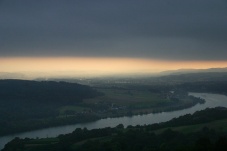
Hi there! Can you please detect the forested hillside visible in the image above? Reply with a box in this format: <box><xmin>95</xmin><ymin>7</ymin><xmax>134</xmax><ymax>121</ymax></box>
<box><xmin>0</xmin><ymin>80</ymin><xmax>101</xmax><ymax>136</ymax></box>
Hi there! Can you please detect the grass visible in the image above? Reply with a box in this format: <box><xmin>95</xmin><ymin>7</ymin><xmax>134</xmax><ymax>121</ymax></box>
<box><xmin>84</xmin><ymin>88</ymin><xmax>168</xmax><ymax>106</ymax></box>
<box><xmin>57</xmin><ymin>88</ymin><xmax>201</xmax><ymax>116</ymax></box>
<box><xmin>71</xmin><ymin>136</ymin><xmax>112</xmax><ymax>149</ymax></box>
<box><xmin>154</xmin><ymin>118</ymin><xmax>227</xmax><ymax>134</ymax></box>
<box><xmin>59</xmin><ymin>106</ymin><xmax>90</xmax><ymax>115</ymax></box>
<box><xmin>24</xmin><ymin>138</ymin><xmax>59</xmax><ymax>149</ymax></box>
<box><xmin>56</xmin><ymin>88</ymin><xmax>168</xmax><ymax>118</ymax></box>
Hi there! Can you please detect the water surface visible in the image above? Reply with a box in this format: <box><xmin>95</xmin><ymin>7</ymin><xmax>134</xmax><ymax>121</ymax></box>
<box><xmin>1</xmin><ymin>93</ymin><xmax>227</xmax><ymax>149</ymax></box>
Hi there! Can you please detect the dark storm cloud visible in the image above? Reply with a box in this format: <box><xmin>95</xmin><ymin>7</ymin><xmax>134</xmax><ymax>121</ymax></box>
<box><xmin>0</xmin><ymin>0</ymin><xmax>227</xmax><ymax>60</ymax></box>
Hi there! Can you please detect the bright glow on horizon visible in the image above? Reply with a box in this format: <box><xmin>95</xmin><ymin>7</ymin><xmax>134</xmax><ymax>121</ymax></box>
<box><xmin>1</xmin><ymin>57</ymin><xmax>227</xmax><ymax>78</ymax></box>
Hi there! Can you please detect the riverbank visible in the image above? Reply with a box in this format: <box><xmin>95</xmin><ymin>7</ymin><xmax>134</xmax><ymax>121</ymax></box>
<box><xmin>1</xmin><ymin>93</ymin><xmax>227</xmax><ymax>150</ymax></box>
<box><xmin>3</xmin><ymin>107</ymin><xmax>227</xmax><ymax>151</ymax></box>
<box><xmin>0</xmin><ymin>90</ymin><xmax>204</xmax><ymax>137</ymax></box>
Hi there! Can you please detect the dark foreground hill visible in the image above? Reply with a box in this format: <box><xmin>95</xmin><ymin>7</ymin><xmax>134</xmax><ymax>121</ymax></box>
<box><xmin>0</xmin><ymin>80</ymin><xmax>101</xmax><ymax>136</ymax></box>
<box><xmin>3</xmin><ymin>107</ymin><xmax>227</xmax><ymax>151</ymax></box>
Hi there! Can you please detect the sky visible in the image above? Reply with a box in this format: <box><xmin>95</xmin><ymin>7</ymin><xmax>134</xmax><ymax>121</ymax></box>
<box><xmin>1</xmin><ymin>0</ymin><xmax>227</xmax><ymax>77</ymax></box>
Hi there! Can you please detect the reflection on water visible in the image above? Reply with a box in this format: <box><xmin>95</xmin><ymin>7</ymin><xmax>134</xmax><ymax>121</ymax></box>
<box><xmin>1</xmin><ymin>93</ymin><xmax>227</xmax><ymax>149</ymax></box>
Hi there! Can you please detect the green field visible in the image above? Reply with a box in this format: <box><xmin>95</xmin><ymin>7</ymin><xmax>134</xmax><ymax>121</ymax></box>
<box><xmin>154</xmin><ymin>118</ymin><xmax>227</xmax><ymax>134</ymax></box>
<box><xmin>59</xmin><ymin>106</ymin><xmax>90</xmax><ymax>115</ymax></box>
<box><xmin>59</xmin><ymin>88</ymin><xmax>202</xmax><ymax>116</ymax></box>
<box><xmin>84</xmin><ymin>88</ymin><xmax>167</xmax><ymax>105</ymax></box>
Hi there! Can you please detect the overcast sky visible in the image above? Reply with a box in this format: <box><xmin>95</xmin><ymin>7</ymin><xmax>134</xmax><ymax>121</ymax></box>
<box><xmin>0</xmin><ymin>0</ymin><xmax>227</xmax><ymax>61</ymax></box>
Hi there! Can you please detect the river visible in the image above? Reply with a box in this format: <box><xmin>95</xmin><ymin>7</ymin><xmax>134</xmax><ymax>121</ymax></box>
<box><xmin>1</xmin><ymin>93</ymin><xmax>227</xmax><ymax>149</ymax></box>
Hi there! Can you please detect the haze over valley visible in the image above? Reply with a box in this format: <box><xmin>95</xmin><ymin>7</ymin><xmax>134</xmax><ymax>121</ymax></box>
<box><xmin>1</xmin><ymin>0</ymin><xmax>227</xmax><ymax>151</ymax></box>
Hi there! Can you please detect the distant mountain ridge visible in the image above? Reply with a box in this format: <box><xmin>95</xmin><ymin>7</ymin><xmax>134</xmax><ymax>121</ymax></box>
<box><xmin>1</xmin><ymin>67</ymin><xmax>227</xmax><ymax>81</ymax></box>
<box><xmin>0</xmin><ymin>72</ymin><xmax>26</xmax><ymax>79</ymax></box>
<box><xmin>159</xmin><ymin>67</ymin><xmax>227</xmax><ymax>76</ymax></box>
<box><xmin>134</xmin><ymin>67</ymin><xmax>227</xmax><ymax>84</ymax></box>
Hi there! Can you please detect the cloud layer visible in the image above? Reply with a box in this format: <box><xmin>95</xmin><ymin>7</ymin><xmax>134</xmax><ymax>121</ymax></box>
<box><xmin>0</xmin><ymin>0</ymin><xmax>227</xmax><ymax>60</ymax></box>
